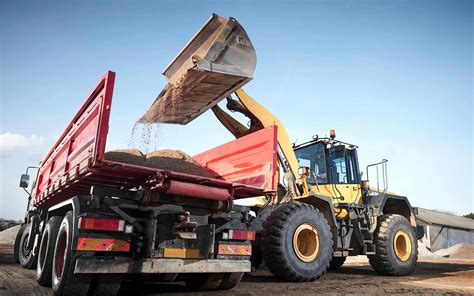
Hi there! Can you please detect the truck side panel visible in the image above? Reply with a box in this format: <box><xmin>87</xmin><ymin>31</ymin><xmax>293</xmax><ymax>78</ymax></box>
<box><xmin>34</xmin><ymin>72</ymin><xmax>115</xmax><ymax>206</ymax></box>
<box><xmin>193</xmin><ymin>125</ymin><xmax>278</xmax><ymax>192</ymax></box>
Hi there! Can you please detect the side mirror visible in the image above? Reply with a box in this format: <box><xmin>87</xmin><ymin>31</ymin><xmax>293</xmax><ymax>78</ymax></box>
<box><xmin>19</xmin><ymin>174</ymin><xmax>30</xmax><ymax>188</ymax></box>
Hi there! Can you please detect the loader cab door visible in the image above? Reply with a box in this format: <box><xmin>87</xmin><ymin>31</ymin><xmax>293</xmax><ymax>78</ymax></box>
<box><xmin>326</xmin><ymin>146</ymin><xmax>361</xmax><ymax>205</ymax></box>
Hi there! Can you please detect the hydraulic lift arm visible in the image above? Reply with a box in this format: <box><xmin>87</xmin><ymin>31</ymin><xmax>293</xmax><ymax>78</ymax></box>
<box><xmin>212</xmin><ymin>89</ymin><xmax>309</xmax><ymax>199</ymax></box>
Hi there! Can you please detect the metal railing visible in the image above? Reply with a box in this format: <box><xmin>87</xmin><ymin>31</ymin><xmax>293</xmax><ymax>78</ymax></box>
<box><xmin>366</xmin><ymin>159</ymin><xmax>388</xmax><ymax>194</ymax></box>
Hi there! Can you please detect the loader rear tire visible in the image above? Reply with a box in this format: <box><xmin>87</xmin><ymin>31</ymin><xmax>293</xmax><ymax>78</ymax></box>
<box><xmin>19</xmin><ymin>223</ymin><xmax>37</xmax><ymax>269</ymax></box>
<box><xmin>261</xmin><ymin>202</ymin><xmax>332</xmax><ymax>282</ymax></box>
<box><xmin>52</xmin><ymin>211</ymin><xmax>91</xmax><ymax>295</ymax></box>
<box><xmin>368</xmin><ymin>214</ymin><xmax>417</xmax><ymax>276</ymax></box>
<box><xmin>218</xmin><ymin>272</ymin><xmax>244</xmax><ymax>290</ymax></box>
<box><xmin>183</xmin><ymin>273</ymin><xmax>224</xmax><ymax>291</ymax></box>
<box><xmin>36</xmin><ymin>216</ymin><xmax>62</xmax><ymax>286</ymax></box>
<box><xmin>328</xmin><ymin>256</ymin><xmax>346</xmax><ymax>270</ymax></box>
<box><xmin>14</xmin><ymin>224</ymin><xmax>26</xmax><ymax>264</ymax></box>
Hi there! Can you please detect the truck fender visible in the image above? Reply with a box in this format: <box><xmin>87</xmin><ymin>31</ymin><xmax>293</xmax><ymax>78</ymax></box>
<box><xmin>46</xmin><ymin>196</ymin><xmax>82</xmax><ymax>250</ymax></box>
<box><xmin>299</xmin><ymin>194</ymin><xmax>338</xmax><ymax>249</ymax></box>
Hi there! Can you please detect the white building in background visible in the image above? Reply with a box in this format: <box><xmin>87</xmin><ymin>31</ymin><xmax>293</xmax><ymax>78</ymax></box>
<box><xmin>415</xmin><ymin>208</ymin><xmax>474</xmax><ymax>252</ymax></box>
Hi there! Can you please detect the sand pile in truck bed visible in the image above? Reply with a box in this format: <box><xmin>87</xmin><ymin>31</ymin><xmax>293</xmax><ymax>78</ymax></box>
<box><xmin>105</xmin><ymin>148</ymin><xmax>214</xmax><ymax>178</ymax></box>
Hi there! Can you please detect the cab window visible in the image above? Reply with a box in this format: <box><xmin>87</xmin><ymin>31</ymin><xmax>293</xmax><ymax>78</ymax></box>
<box><xmin>295</xmin><ymin>143</ymin><xmax>328</xmax><ymax>185</ymax></box>
<box><xmin>329</xmin><ymin>147</ymin><xmax>359</xmax><ymax>184</ymax></box>
<box><xmin>331</xmin><ymin>155</ymin><xmax>348</xmax><ymax>183</ymax></box>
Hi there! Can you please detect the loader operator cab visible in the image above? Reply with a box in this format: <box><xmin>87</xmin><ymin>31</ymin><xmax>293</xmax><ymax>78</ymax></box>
<box><xmin>294</xmin><ymin>132</ymin><xmax>362</xmax><ymax>214</ymax></box>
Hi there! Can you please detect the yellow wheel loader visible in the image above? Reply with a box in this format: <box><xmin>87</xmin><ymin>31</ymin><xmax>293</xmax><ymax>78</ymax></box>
<box><xmin>144</xmin><ymin>14</ymin><xmax>424</xmax><ymax>282</ymax></box>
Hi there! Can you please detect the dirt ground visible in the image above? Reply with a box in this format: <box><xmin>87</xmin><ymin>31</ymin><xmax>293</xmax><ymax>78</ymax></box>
<box><xmin>1</xmin><ymin>244</ymin><xmax>473</xmax><ymax>295</ymax></box>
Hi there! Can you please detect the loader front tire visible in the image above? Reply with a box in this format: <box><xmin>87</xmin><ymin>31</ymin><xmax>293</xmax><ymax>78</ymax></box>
<box><xmin>261</xmin><ymin>202</ymin><xmax>332</xmax><ymax>282</ymax></box>
<box><xmin>368</xmin><ymin>214</ymin><xmax>417</xmax><ymax>276</ymax></box>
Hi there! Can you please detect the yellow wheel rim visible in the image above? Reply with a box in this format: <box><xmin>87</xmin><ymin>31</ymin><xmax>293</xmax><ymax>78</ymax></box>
<box><xmin>393</xmin><ymin>230</ymin><xmax>411</xmax><ymax>262</ymax></box>
<box><xmin>292</xmin><ymin>223</ymin><xmax>320</xmax><ymax>262</ymax></box>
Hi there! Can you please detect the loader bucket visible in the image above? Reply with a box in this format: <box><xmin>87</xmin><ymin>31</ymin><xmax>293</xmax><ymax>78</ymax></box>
<box><xmin>140</xmin><ymin>14</ymin><xmax>256</xmax><ymax>125</ymax></box>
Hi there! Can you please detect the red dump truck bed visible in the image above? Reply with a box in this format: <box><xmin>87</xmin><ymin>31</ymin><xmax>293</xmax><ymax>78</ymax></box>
<box><xmin>33</xmin><ymin>71</ymin><xmax>277</xmax><ymax>208</ymax></box>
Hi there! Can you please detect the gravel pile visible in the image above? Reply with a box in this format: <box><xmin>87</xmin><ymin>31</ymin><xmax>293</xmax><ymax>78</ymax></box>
<box><xmin>417</xmin><ymin>240</ymin><xmax>444</xmax><ymax>259</ymax></box>
<box><xmin>434</xmin><ymin>243</ymin><xmax>474</xmax><ymax>259</ymax></box>
<box><xmin>0</xmin><ymin>219</ymin><xmax>22</xmax><ymax>231</ymax></box>
<box><xmin>0</xmin><ymin>225</ymin><xmax>21</xmax><ymax>245</ymax></box>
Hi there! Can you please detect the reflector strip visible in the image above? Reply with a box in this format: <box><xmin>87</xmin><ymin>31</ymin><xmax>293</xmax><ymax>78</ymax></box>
<box><xmin>218</xmin><ymin>244</ymin><xmax>251</xmax><ymax>256</ymax></box>
<box><xmin>228</xmin><ymin>230</ymin><xmax>256</xmax><ymax>241</ymax></box>
<box><xmin>163</xmin><ymin>248</ymin><xmax>201</xmax><ymax>259</ymax></box>
<box><xmin>78</xmin><ymin>217</ymin><xmax>125</xmax><ymax>232</ymax></box>
<box><xmin>77</xmin><ymin>237</ymin><xmax>130</xmax><ymax>252</ymax></box>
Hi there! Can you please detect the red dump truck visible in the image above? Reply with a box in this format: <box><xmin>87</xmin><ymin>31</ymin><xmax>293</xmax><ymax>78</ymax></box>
<box><xmin>14</xmin><ymin>70</ymin><xmax>278</xmax><ymax>294</ymax></box>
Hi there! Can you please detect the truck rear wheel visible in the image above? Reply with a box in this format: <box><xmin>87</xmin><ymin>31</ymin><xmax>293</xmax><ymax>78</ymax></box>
<box><xmin>14</xmin><ymin>224</ymin><xmax>26</xmax><ymax>264</ymax></box>
<box><xmin>368</xmin><ymin>214</ymin><xmax>418</xmax><ymax>276</ymax></box>
<box><xmin>19</xmin><ymin>223</ymin><xmax>37</xmax><ymax>269</ymax></box>
<box><xmin>328</xmin><ymin>256</ymin><xmax>346</xmax><ymax>270</ymax></box>
<box><xmin>36</xmin><ymin>216</ymin><xmax>62</xmax><ymax>286</ymax></box>
<box><xmin>183</xmin><ymin>273</ymin><xmax>224</xmax><ymax>291</ymax></box>
<box><xmin>218</xmin><ymin>272</ymin><xmax>244</xmax><ymax>290</ymax></box>
<box><xmin>261</xmin><ymin>202</ymin><xmax>332</xmax><ymax>282</ymax></box>
<box><xmin>52</xmin><ymin>211</ymin><xmax>91</xmax><ymax>295</ymax></box>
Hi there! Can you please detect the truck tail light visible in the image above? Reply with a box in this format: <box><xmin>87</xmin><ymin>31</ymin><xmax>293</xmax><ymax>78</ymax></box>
<box><xmin>78</xmin><ymin>217</ymin><xmax>125</xmax><ymax>232</ymax></box>
<box><xmin>226</xmin><ymin>230</ymin><xmax>256</xmax><ymax>241</ymax></box>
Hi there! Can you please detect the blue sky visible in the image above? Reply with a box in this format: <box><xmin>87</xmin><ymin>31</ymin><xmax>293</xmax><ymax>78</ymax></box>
<box><xmin>1</xmin><ymin>0</ymin><xmax>472</xmax><ymax>219</ymax></box>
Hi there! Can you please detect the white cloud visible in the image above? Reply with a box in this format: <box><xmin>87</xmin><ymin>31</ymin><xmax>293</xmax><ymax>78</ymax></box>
<box><xmin>0</xmin><ymin>133</ymin><xmax>44</xmax><ymax>157</ymax></box>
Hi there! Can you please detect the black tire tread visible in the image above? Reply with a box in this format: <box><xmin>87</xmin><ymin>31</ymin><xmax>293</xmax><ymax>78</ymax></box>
<box><xmin>328</xmin><ymin>256</ymin><xmax>346</xmax><ymax>270</ymax></box>
<box><xmin>14</xmin><ymin>224</ymin><xmax>26</xmax><ymax>264</ymax></box>
<box><xmin>218</xmin><ymin>272</ymin><xmax>244</xmax><ymax>290</ymax></box>
<box><xmin>261</xmin><ymin>202</ymin><xmax>332</xmax><ymax>282</ymax></box>
<box><xmin>368</xmin><ymin>214</ymin><xmax>418</xmax><ymax>276</ymax></box>
<box><xmin>19</xmin><ymin>224</ymin><xmax>37</xmax><ymax>269</ymax></box>
<box><xmin>52</xmin><ymin>211</ymin><xmax>91</xmax><ymax>296</ymax></box>
<box><xmin>183</xmin><ymin>273</ymin><xmax>224</xmax><ymax>291</ymax></box>
<box><xmin>36</xmin><ymin>216</ymin><xmax>62</xmax><ymax>286</ymax></box>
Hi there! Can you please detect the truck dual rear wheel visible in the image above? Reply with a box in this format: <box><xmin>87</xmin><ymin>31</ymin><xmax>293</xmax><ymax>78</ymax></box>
<box><xmin>368</xmin><ymin>214</ymin><xmax>418</xmax><ymax>276</ymax></box>
<box><xmin>37</xmin><ymin>216</ymin><xmax>62</xmax><ymax>286</ymax></box>
<box><xmin>52</xmin><ymin>211</ymin><xmax>91</xmax><ymax>295</ymax></box>
<box><xmin>18</xmin><ymin>223</ymin><xmax>37</xmax><ymax>269</ymax></box>
<box><xmin>261</xmin><ymin>202</ymin><xmax>332</xmax><ymax>282</ymax></box>
<box><xmin>183</xmin><ymin>273</ymin><xmax>225</xmax><ymax>291</ymax></box>
<box><xmin>218</xmin><ymin>272</ymin><xmax>244</xmax><ymax>290</ymax></box>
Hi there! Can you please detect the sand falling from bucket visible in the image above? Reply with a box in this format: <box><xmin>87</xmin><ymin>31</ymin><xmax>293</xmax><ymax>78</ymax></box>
<box><xmin>129</xmin><ymin>72</ymin><xmax>191</xmax><ymax>152</ymax></box>
<box><xmin>128</xmin><ymin>122</ymin><xmax>160</xmax><ymax>154</ymax></box>
<box><xmin>138</xmin><ymin>72</ymin><xmax>188</xmax><ymax>124</ymax></box>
